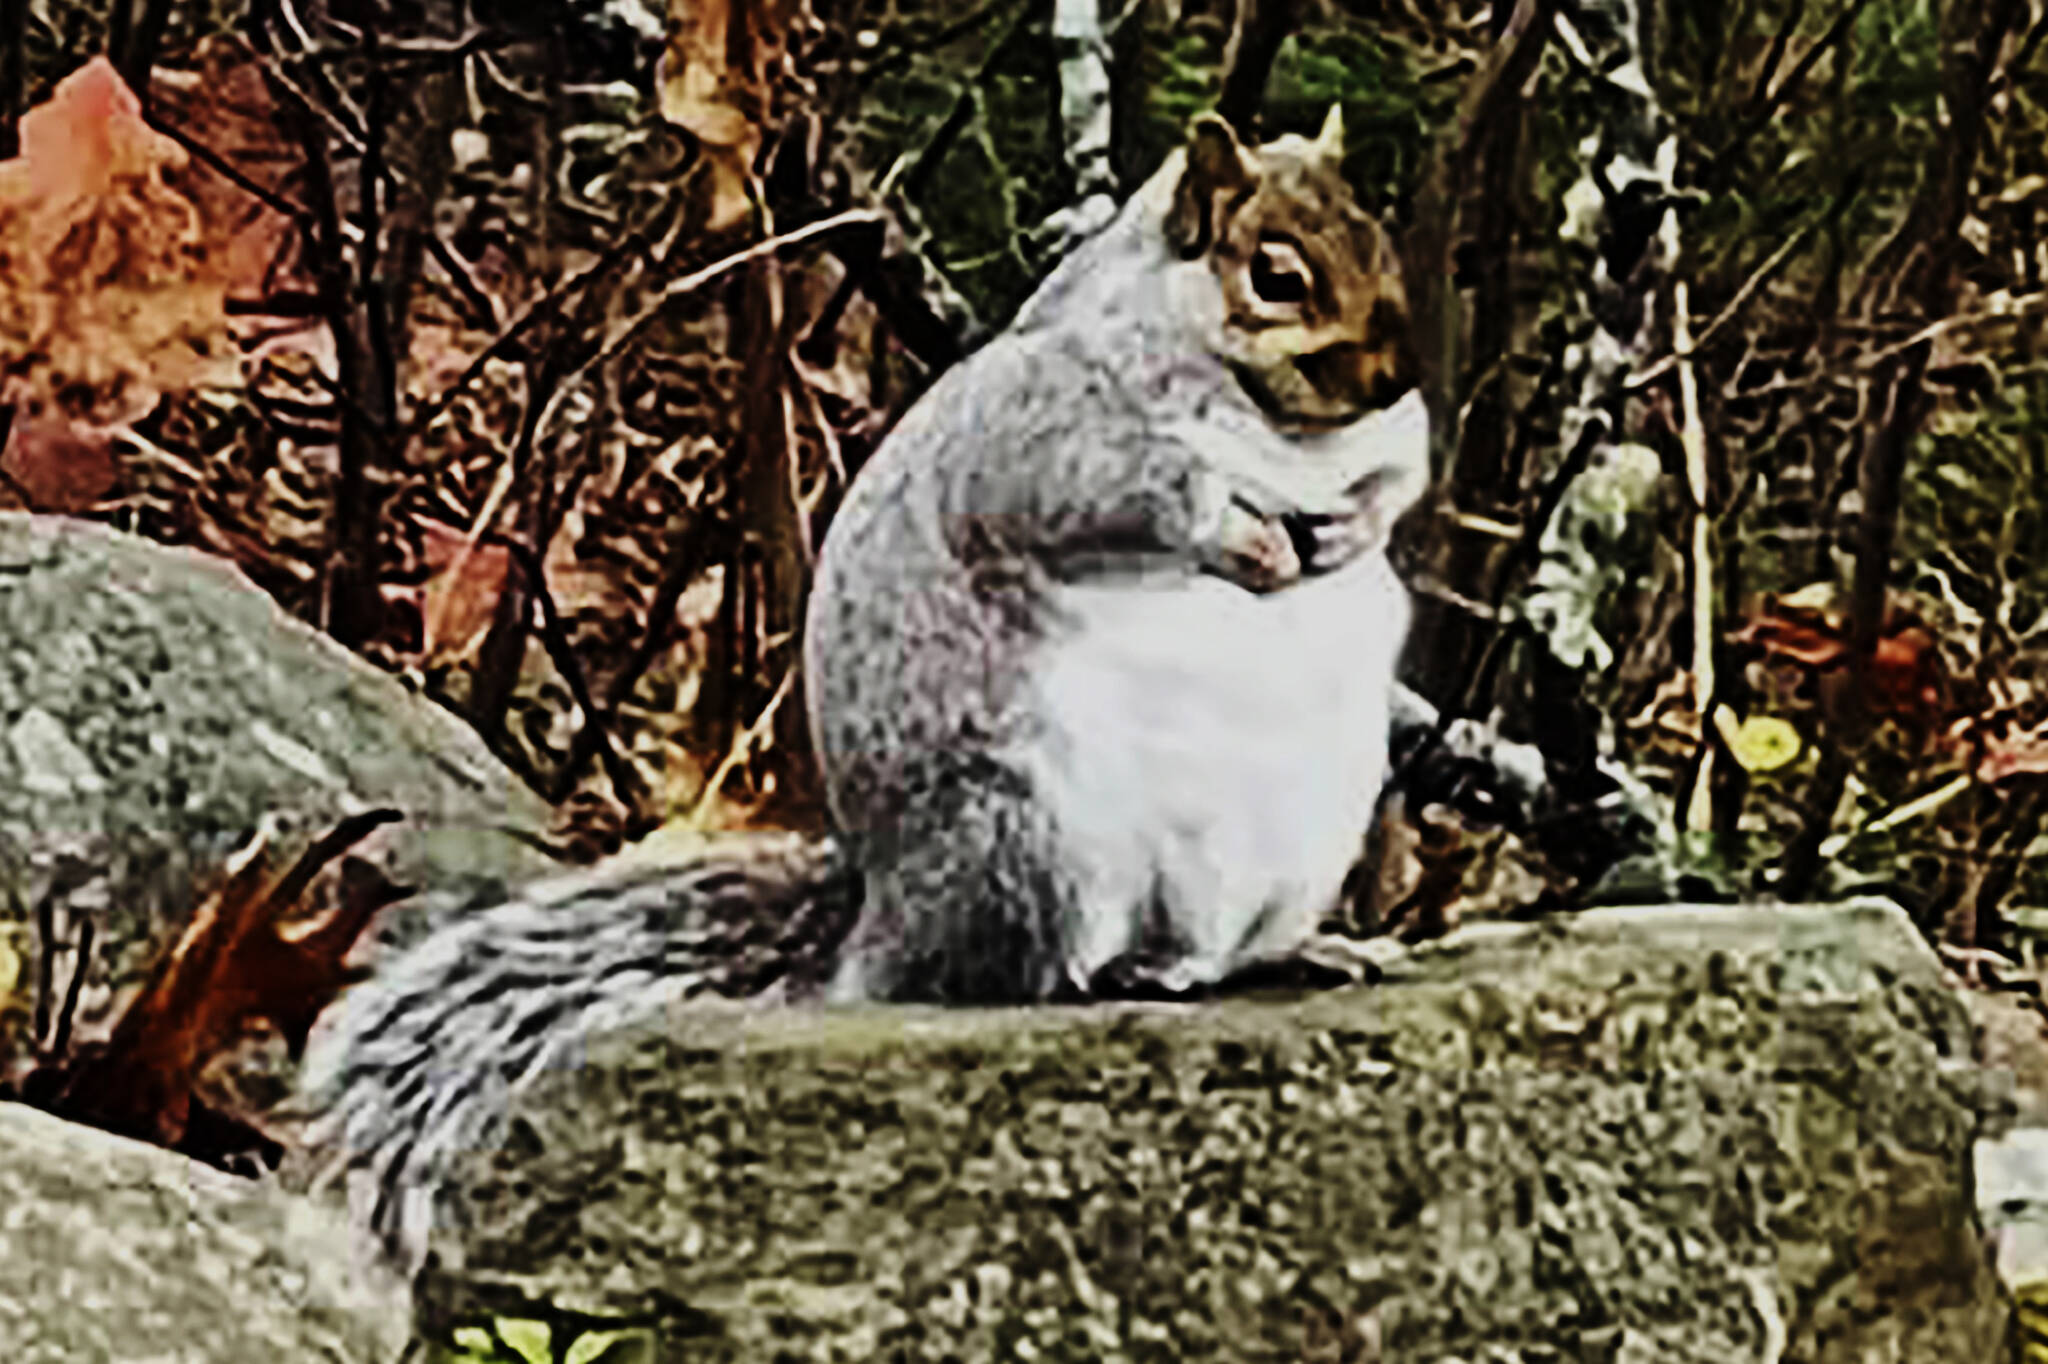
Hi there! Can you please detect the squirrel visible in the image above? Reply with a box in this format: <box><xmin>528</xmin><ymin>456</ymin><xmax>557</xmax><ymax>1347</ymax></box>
<box><xmin>297</xmin><ymin>107</ymin><xmax>1433</xmax><ymax>1270</ymax></box>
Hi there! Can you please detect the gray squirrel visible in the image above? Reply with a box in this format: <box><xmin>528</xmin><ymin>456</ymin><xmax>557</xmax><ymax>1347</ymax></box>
<box><xmin>298</xmin><ymin>108</ymin><xmax>1438</xmax><ymax>1269</ymax></box>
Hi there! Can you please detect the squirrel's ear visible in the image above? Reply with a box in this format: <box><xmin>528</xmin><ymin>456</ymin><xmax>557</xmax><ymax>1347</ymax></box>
<box><xmin>1186</xmin><ymin>114</ymin><xmax>1253</xmax><ymax>188</ymax></box>
<box><xmin>1167</xmin><ymin>113</ymin><xmax>1256</xmax><ymax>257</ymax></box>
<box><xmin>1313</xmin><ymin>104</ymin><xmax>1345</xmax><ymax>166</ymax></box>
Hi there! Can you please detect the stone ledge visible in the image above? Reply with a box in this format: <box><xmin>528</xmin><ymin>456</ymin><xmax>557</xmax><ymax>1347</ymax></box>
<box><xmin>0</xmin><ymin>1102</ymin><xmax>407</xmax><ymax>1363</ymax></box>
<box><xmin>410</xmin><ymin>900</ymin><xmax>2010</xmax><ymax>1363</ymax></box>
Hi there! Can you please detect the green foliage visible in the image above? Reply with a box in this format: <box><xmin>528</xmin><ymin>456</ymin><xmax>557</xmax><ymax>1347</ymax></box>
<box><xmin>1670</xmin><ymin>0</ymin><xmax>1944</xmax><ymax>318</ymax></box>
<box><xmin>434</xmin><ymin>1316</ymin><xmax>654</xmax><ymax>1364</ymax></box>
<box><xmin>1265</xmin><ymin>27</ymin><xmax>1450</xmax><ymax>209</ymax></box>
<box><xmin>1124</xmin><ymin>23</ymin><xmax>1223</xmax><ymax>182</ymax></box>
<box><xmin>850</xmin><ymin>0</ymin><xmax>1451</xmax><ymax>325</ymax></box>
<box><xmin>1902</xmin><ymin>375</ymin><xmax>2048</xmax><ymax>633</ymax></box>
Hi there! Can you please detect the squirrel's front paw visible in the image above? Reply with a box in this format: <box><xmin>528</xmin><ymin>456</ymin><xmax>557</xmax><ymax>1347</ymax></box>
<box><xmin>1282</xmin><ymin>499</ymin><xmax>1385</xmax><ymax>577</ymax></box>
<box><xmin>1210</xmin><ymin>498</ymin><xmax>1302</xmax><ymax>593</ymax></box>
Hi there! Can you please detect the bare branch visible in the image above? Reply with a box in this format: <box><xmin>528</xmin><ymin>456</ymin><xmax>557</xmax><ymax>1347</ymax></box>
<box><xmin>1217</xmin><ymin>0</ymin><xmax>1298</xmax><ymax>136</ymax></box>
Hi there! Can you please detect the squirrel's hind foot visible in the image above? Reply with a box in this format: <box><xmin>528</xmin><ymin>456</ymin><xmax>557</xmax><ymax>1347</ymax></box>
<box><xmin>1086</xmin><ymin>931</ymin><xmax>1407</xmax><ymax>1001</ymax></box>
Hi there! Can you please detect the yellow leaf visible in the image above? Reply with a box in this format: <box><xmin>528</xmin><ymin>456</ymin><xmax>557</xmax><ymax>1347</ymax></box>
<box><xmin>658</xmin><ymin>0</ymin><xmax>785</xmax><ymax>231</ymax></box>
<box><xmin>495</xmin><ymin>1318</ymin><xmax>552</xmax><ymax>1364</ymax></box>
<box><xmin>1727</xmin><ymin>715</ymin><xmax>1802</xmax><ymax>773</ymax></box>
<box><xmin>443</xmin><ymin>1326</ymin><xmax>501</xmax><ymax>1361</ymax></box>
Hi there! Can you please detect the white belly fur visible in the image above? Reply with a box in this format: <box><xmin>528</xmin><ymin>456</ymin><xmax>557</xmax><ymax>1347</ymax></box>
<box><xmin>1019</xmin><ymin>550</ymin><xmax>1408</xmax><ymax>990</ymax></box>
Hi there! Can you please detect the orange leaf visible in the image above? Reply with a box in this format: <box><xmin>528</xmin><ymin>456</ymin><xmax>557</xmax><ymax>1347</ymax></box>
<box><xmin>420</xmin><ymin>520</ymin><xmax>515</xmax><ymax>664</ymax></box>
<box><xmin>0</xmin><ymin>57</ymin><xmax>237</xmax><ymax>426</ymax></box>
<box><xmin>41</xmin><ymin>813</ymin><xmax>403</xmax><ymax>1150</ymax></box>
<box><xmin>18</xmin><ymin>57</ymin><xmax>182</xmax><ymax>205</ymax></box>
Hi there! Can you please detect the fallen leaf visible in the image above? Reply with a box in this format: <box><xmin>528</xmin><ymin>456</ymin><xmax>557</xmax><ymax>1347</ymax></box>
<box><xmin>420</xmin><ymin>519</ymin><xmax>516</xmax><ymax>664</ymax></box>
<box><xmin>26</xmin><ymin>812</ymin><xmax>405</xmax><ymax>1153</ymax></box>
<box><xmin>1725</xmin><ymin>714</ymin><xmax>1802</xmax><ymax>773</ymax></box>
<box><xmin>0</xmin><ymin>57</ymin><xmax>239</xmax><ymax>426</ymax></box>
<box><xmin>0</xmin><ymin>412</ymin><xmax>120</xmax><ymax>510</ymax></box>
<box><xmin>660</xmin><ymin>0</ymin><xmax>788</xmax><ymax>231</ymax></box>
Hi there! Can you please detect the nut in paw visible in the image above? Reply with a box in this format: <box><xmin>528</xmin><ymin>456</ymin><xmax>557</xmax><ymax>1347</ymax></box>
<box><xmin>1214</xmin><ymin>498</ymin><xmax>1303</xmax><ymax>592</ymax></box>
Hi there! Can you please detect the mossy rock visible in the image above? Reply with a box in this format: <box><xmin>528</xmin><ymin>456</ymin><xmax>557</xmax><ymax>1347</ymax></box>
<box><xmin>0</xmin><ymin>1100</ymin><xmax>409</xmax><ymax>1362</ymax></box>
<box><xmin>411</xmin><ymin>899</ymin><xmax>2012</xmax><ymax>1362</ymax></box>
<box><xmin>0</xmin><ymin>513</ymin><xmax>559</xmax><ymax>1073</ymax></box>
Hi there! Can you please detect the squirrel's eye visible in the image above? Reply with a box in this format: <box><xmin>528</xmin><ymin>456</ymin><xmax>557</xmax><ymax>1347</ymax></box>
<box><xmin>1250</xmin><ymin>240</ymin><xmax>1313</xmax><ymax>306</ymax></box>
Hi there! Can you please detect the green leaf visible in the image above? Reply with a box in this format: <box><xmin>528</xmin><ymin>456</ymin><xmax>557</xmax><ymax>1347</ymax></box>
<box><xmin>566</xmin><ymin>1327</ymin><xmax>658</xmax><ymax>1364</ymax></box>
<box><xmin>440</xmin><ymin>1326</ymin><xmax>510</xmax><ymax>1363</ymax></box>
<box><xmin>496</xmin><ymin>1318</ymin><xmax>553</xmax><ymax>1364</ymax></box>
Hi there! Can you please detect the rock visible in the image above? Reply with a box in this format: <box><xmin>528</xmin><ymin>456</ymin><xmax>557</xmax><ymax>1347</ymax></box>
<box><xmin>0</xmin><ymin>514</ymin><xmax>561</xmax><ymax>1071</ymax></box>
<box><xmin>400</xmin><ymin>898</ymin><xmax>2010</xmax><ymax>1362</ymax></box>
<box><xmin>1977</xmin><ymin>1125</ymin><xmax>2048</xmax><ymax>1287</ymax></box>
<box><xmin>1966</xmin><ymin>987</ymin><xmax>2048</xmax><ymax>1290</ymax></box>
<box><xmin>0</xmin><ymin>1101</ymin><xmax>407</xmax><ymax>1362</ymax></box>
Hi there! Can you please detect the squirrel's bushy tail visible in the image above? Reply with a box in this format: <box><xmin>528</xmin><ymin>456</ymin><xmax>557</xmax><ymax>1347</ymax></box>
<box><xmin>295</xmin><ymin>829</ymin><xmax>859</xmax><ymax>1270</ymax></box>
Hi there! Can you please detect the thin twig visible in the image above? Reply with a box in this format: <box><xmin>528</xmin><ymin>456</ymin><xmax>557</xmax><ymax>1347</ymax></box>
<box><xmin>425</xmin><ymin>233</ymin><xmax>501</xmax><ymax>331</ymax></box>
<box><xmin>1402</xmin><ymin>417</ymin><xmax>1603</xmax><ymax>786</ymax></box>
<box><xmin>523</xmin><ymin>211</ymin><xmax>887</xmax><ymax>477</ymax></box>
<box><xmin>1624</xmin><ymin>218</ymin><xmax>1821</xmax><ymax>390</ymax></box>
<box><xmin>853</xmin><ymin>0</ymin><xmax>1024</xmax><ymax>89</ymax></box>
<box><xmin>400</xmin><ymin>216</ymin><xmax>663</xmax><ymax>444</ymax></box>
<box><xmin>1674</xmin><ymin>280</ymin><xmax>1717</xmax><ymax>835</ymax></box>
<box><xmin>687</xmin><ymin>664</ymin><xmax>798</xmax><ymax>828</ymax></box>
<box><xmin>1817</xmin><ymin>773</ymin><xmax>1971</xmax><ymax>858</ymax></box>
<box><xmin>357</xmin><ymin>26</ymin><xmax>403</xmax><ymax>438</ymax></box>
<box><xmin>443</xmin><ymin>524</ymin><xmax>642</xmax><ymax>807</ymax></box>
<box><xmin>1708</xmin><ymin>0</ymin><xmax>1877</xmax><ymax>177</ymax></box>
<box><xmin>30</xmin><ymin>885</ymin><xmax>53</xmax><ymax>1047</ymax></box>
<box><xmin>271</xmin><ymin>0</ymin><xmax>369</xmax><ymax>136</ymax></box>
<box><xmin>1754</xmin><ymin>0</ymin><xmax>1871</xmax><ymax>124</ymax></box>
<box><xmin>553</xmin><ymin>510</ymin><xmax>733</xmax><ymax>802</ymax></box>
<box><xmin>147</xmin><ymin>116</ymin><xmax>317</xmax><ymax>227</ymax></box>
<box><xmin>1852</xmin><ymin>289</ymin><xmax>2048</xmax><ymax>370</ymax></box>
<box><xmin>260</xmin><ymin>809</ymin><xmax>402</xmax><ymax>912</ymax></box>
<box><xmin>1745</xmin><ymin>0</ymin><xmax>1807</xmax><ymax>111</ymax></box>
<box><xmin>274</xmin><ymin>25</ymin><xmax>533</xmax><ymax>69</ymax></box>
<box><xmin>257</xmin><ymin>19</ymin><xmax>368</xmax><ymax>153</ymax></box>
<box><xmin>49</xmin><ymin>915</ymin><xmax>93</xmax><ymax>1061</ymax></box>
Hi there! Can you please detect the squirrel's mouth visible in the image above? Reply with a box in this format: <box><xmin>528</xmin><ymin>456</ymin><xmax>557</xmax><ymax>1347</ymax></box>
<box><xmin>1227</xmin><ymin>357</ymin><xmax>1405</xmax><ymax>435</ymax></box>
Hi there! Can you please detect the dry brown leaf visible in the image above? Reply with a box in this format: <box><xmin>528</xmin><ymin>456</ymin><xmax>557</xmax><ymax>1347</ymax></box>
<box><xmin>419</xmin><ymin>519</ymin><xmax>516</xmax><ymax>664</ymax></box>
<box><xmin>1733</xmin><ymin>598</ymin><xmax>1952</xmax><ymax>737</ymax></box>
<box><xmin>0</xmin><ymin>58</ymin><xmax>239</xmax><ymax>427</ymax></box>
<box><xmin>0</xmin><ymin>411</ymin><xmax>120</xmax><ymax>510</ymax></box>
<box><xmin>149</xmin><ymin>36</ymin><xmax>299</xmax><ymax>305</ymax></box>
<box><xmin>660</xmin><ymin>0</ymin><xmax>788</xmax><ymax>231</ymax></box>
<box><xmin>33</xmin><ymin>812</ymin><xmax>403</xmax><ymax>1153</ymax></box>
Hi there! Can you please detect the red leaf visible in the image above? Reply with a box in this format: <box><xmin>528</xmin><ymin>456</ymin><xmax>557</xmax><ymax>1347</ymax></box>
<box><xmin>0</xmin><ymin>413</ymin><xmax>119</xmax><ymax>510</ymax></box>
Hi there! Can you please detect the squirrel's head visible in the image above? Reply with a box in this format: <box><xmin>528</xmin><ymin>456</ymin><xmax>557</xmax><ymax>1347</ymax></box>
<box><xmin>1158</xmin><ymin>109</ymin><xmax>1417</xmax><ymax>433</ymax></box>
